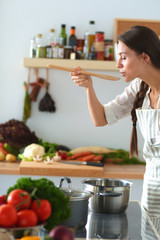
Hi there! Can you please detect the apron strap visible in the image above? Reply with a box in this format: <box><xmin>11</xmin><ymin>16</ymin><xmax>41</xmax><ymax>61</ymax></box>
<box><xmin>156</xmin><ymin>95</ymin><xmax>160</xmax><ymax>133</ymax></box>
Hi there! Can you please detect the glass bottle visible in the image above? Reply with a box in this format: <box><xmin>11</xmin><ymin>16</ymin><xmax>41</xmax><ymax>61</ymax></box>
<box><xmin>89</xmin><ymin>46</ymin><xmax>96</xmax><ymax>60</ymax></box>
<box><xmin>52</xmin><ymin>37</ymin><xmax>59</xmax><ymax>58</ymax></box>
<box><xmin>36</xmin><ymin>34</ymin><xmax>46</xmax><ymax>58</ymax></box>
<box><xmin>83</xmin><ymin>39</ymin><xmax>89</xmax><ymax>60</ymax></box>
<box><xmin>46</xmin><ymin>29</ymin><xmax>55</xmax><ymax>58</ymax></box>
<box><xmin>94</xmin><ymin>31</ymin><xmax>105</xmax><ymax>60</ymax></box>
<box><xmin>69</xmin><ymin>26</ymin><xmax>77</xmax><ymax>49</ymax></box>
<box><xmin>58</xmin><ymin>37</ymin><xmax>64</xmax><ymax>59</ymax></box>
<box><xmin>85</xmin><ymin>20</ymin><xmax>96</xmax><ymax>55</ymax></box>
<box><xmin>104</xmin><ymin>39</ymin><xmax>114</xmax><ymax>60</ymax></box>
<box><xmin>48</xmin><ymin>28</ymin><xmax>55</xmax><ymax>45</ymax></box>
<box><xmin>59</xmin><ymin>24</ymin><xmax>67</xmax><ymax>46</ymax></box>
<box><xmin>29</xmin><ymin>36</ymin><xmax>36</xmax><ymax>58</ymax></box>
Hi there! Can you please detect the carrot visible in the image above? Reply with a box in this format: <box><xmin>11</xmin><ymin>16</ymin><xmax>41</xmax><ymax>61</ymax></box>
<box><xmin>66</xmin><ymin>151</ymin><xmax>92</xmax><ymax>160</ymax></box>
<box><xmin>77</xmin><ymin>154</ymin><xmax>96</xmax><ymax>162</ymax></box>
<box><xmin>93</xmin><ymin>155</ymin><xmax>103</xmax><ymax>162</ymax></box>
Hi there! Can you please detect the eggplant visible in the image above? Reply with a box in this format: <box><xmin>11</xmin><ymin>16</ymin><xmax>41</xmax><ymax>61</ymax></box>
<box><xmin>56</xmin><ymin>145</ymin><xmax>71</xmax><ymax>152</ymax></box>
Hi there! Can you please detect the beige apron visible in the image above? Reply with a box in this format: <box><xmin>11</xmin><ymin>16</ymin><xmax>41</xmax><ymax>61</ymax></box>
<box><xmin>136</xmin><ymin>98</ymin><xmax>160</xmax><ymax>239</ymax></box>
<box><xmin>141</xmin><ymin>207</ymin><xmax>160</xmax><ymax>240</ymax></box>
<box><xmin>136</xmin><ymin>97</ymin><xmax>160</xmax><ymax>216</ymax></box>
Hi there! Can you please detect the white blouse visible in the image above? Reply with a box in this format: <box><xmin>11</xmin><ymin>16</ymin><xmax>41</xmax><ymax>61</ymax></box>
<box><xmin>103</xmin><ymin>78</ymin><xmax>151</xmax><ymax>125</ymax></box>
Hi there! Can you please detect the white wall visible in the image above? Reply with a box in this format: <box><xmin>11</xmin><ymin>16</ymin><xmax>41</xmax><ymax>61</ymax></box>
<box><xmin>1</xmin><ymin>0</ymin><xmax>160</xmax><ymax>154</ymax></box>
<box><xmin>0</xmin><ymin>175</ymin><xmax>143</xmax><ymax>201</ymax></box>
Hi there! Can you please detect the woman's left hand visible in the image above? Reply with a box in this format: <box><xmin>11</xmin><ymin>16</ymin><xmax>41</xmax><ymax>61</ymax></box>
<box><xmin>70</xmin><ymin>67</ymin><xmax>93</xmax><ymax>88</ymax></box>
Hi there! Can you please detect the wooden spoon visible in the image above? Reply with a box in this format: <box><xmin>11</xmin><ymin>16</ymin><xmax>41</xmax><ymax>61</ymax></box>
<box><xmin>48</xmin><ymin>64</ymin><xmax>120</xmax><ymax>81</ymax></box>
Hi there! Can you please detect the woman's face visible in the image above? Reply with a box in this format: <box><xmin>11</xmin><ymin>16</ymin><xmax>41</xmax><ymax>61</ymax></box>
<box><xmin>116</xmin><ymin>41</ymin><xmax>144</xmax><ymax>82</ymax></box>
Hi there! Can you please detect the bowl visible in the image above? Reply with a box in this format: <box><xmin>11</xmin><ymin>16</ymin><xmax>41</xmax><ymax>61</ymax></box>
<box><xmin>0</xmin><ymin>224</ymin><xmax>44</xmax><ymax>239</ymax></box>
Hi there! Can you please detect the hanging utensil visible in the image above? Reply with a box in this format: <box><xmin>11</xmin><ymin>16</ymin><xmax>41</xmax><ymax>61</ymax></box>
<box><xmin>30</xmin><ymin>68</ymin><xmax>45</xmax><ymax>102</ymax></box>
<box><xmin>48</xmin><ymin>64</ymin><xmax>120</xmax><ymax>81</ymax></box>
<box><xmin>22</xmin><ymin>69</ymin><xmax>31</xmax><ymax>123</ymax></box>
<box><xmin>39</xmin><ymin>69</ymin><xmax>56</xmax><ymax>112</ymax></box>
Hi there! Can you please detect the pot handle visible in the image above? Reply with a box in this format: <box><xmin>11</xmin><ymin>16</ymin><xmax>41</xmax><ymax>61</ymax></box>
<box><xmin>97</xmin><ymin>192</ymin><xmax>122</xmax><ymax>197</ymax></box>
<box><xmin>58</xmin><ymin>177</ymin><xmax>72</xmax><ymax>192</ymax></box>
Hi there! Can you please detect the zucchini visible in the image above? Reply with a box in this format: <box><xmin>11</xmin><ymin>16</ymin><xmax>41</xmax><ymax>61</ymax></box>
<box><xmin>70</xmin><ymin>146</ymin><xmax>116</xmax><ymax>154</ymax></box>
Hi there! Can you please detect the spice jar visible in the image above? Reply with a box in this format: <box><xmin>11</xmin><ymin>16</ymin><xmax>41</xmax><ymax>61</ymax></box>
<box><xmin>36</xmin><ymin>34</ymin><xmax>46</xmax><ymax>58</ymax></box>
<box><xmin>94</xmin><ymin>32</ymin><xmax>104</xmax><ymax>60</ymax></box>
<box><xmin>64</xmin><ymin>46</ymin><xmax>72</xmax><ymax>59</ymax></box>
<box><xmin>104</xmin><ymin>39</ymin><xmax>114</xmax><ymax>60</ymax></box>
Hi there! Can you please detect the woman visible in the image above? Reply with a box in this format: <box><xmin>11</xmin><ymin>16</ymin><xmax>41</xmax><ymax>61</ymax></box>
<box><xmin>71</xmin><ymin>25</ymin><xmax>160</xmax><ymax>217</ymax></box>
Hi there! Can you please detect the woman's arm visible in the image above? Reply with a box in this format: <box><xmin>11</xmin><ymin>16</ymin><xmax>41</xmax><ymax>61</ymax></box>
<box><xmin>71</xmin><ymin>68</ymin><xmax>108</xmax><ymax>126</ymax></box>
<box><xmin>85</xmin><ymin>83</ymin><xmax>108</xmax><ymax>126</ymax></box>
<box><xmin>71</xmin><ymin>68</ymin><xmax>140</xmax><ymax>127</ymax></box>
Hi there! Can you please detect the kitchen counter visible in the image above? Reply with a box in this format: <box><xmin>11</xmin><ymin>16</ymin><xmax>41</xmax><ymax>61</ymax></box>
<box><xmin>0</xmin><ymin>160</ymin><xmax>145</xmax><ymax>179</ymax></box>
<box><xmin>0</xmin><ymin>160</ymin><xmax>20</xmax><ymax>175</ymax></box>
<box><xmin>39</xmin><ymin>201</ymin><xmax>160</xmax><ymax>240</ymax></box>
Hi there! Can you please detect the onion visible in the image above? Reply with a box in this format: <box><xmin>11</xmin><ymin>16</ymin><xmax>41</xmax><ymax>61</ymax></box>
<box><xmin>49</xmin><ymin>225</ymin><xmax>74</xmax><ymax>240</ymax></box>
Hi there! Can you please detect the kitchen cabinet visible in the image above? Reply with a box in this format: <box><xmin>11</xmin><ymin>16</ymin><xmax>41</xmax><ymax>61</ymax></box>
<box><xmin>23</xmin><ymin>58</ymin><xmax>118</xmax><ymax>71</ymax></box>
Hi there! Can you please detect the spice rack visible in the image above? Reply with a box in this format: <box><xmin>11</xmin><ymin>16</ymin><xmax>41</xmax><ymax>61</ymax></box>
<box><xmin>23</xmin><ymin>58</ymin><xmax>118</xmax><ymax>71</ymax></box>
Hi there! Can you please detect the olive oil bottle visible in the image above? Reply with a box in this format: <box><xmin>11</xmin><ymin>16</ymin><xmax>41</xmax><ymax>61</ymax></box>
<box><xmin>85</xmin><ymin>20</ymin><xmax>96</xmax><ymax>55</ymax></box>
<box><xmin>59</xmin><ymin>24</ymin><xmax>67</xmax><ymax>46</ymax></box>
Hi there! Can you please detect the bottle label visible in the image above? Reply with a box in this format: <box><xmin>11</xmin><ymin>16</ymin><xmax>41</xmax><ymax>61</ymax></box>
<box><xmin>46</xmin><ymin>46</ymin><xmax>52</xmax><ymax>58</ymax></box>
<box><xmin>36</xmin><ymin>46</ymin><xmax>46</xmax><ymax>58</ymax></box>
<box><xmin>53</xmin><ymin>45</ymin><xmax>59</xmax><ymax>58</ymax></box>
<box><xmin>94</xmin><ymin>42</ymin><xmax>104</xmax><ymax>52</ymax></box>
<box><xmin>58</xmin><ymin>47</ymin><xmax>64</xmax><ymax>59</ymax></box>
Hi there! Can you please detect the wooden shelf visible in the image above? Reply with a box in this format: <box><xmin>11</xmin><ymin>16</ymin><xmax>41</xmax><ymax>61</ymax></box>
<box><xmin>23</xmin><ymin>58</ymin><xmax>118</xmax><ymax>71</ymax></box>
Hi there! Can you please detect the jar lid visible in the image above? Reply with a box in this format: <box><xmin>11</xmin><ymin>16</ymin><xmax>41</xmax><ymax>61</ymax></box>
<box><xmin>96</xmin><ymin>31</ymin><xmax>104</xmax><ymax>34</ymax></box>
<box><xmin>89</xmin><ymin>20</ymin><xmax>95</xmax><ymax>24</ymax></box>
<box><xmin>37</xmin><ymin>34</ymin><xmax>42</xmax><ymax>38</ymax></box>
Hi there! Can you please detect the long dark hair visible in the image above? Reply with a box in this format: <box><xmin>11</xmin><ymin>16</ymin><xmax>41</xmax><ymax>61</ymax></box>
<box><xmin>117</xmin><ymin>25</ymin><xmax>160</xmax><ymax>157</ymax></box>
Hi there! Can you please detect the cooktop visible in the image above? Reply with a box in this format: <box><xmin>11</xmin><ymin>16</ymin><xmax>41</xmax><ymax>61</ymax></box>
<box><xmin>74</xmin><ymin>200</ymin><xmax>159</xmax><ymax>240</ymax></box>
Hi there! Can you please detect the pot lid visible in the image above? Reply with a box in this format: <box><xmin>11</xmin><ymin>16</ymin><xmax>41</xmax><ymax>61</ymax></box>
<box><xmin>61</xmin><ymin>188</ymin><xmax>92</xmax><ymax>201</ymax></box>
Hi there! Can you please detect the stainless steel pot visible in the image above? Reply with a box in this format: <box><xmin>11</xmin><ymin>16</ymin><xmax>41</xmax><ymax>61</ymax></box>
<box><xmin>82</xmin><ymin>178</ymin><xmax>132</xmax><ymax>213</ymax></box>
<box><xmin>58</xmin><ymin>177</ymin><xmax>92</xmax><ymax>228</ymax></box>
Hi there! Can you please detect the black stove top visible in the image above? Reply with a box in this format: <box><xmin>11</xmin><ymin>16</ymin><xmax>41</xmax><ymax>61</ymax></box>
<box><xmin>75</xmin><ymin>201</ymin><xmax>159</xmax><ymax>240</ymax></box>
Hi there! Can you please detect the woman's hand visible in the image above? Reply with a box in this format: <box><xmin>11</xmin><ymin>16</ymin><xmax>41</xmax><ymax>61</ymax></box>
<box><xmin>70</xmin><ymin>67</ymin><xmax>93</xmax><ymax>88</ymax></box>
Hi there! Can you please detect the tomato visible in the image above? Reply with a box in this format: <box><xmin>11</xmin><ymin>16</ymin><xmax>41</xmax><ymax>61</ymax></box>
<box><xmin>31</xmin><ymin>199</ymin><xmax>52</xmax><ymax>222</ymax></box>
<box><xmin>7</xmin><ymin>189</ymin><xmax>31</xmax><ymax>210</ymax></box>
<box><xmin>0</xmin><ymin>194</ymin><xmax>6</xmax><ymax>205</ymax></box>
<box><xmin>16</xmin><ymin>209</ymin><xmax>38</xmax><ymax>227</ymax></box>
<box><xmin>0</xmin><ymin>147</ymin><xmax>8</xmax><ymax>155</ymax></box>
<box><xmin>0</xmin><ymin>142</ymin><xmax>4</xmax><ymax>148</ymax></box>
<box><xmin>57</xmin><ymin>150</ymin><xmax>68</xmax><ymax>159</ymax></box>
<box><xmin>0</xmin><ymin>204</ymin><xmax>18</xmax><ymax>227</ymax></box>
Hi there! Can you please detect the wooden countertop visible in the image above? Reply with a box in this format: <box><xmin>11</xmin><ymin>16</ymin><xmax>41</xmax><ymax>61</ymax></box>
<box><xmin>0</xmin><ymin>160</ymin><xmax>145</xmax><ymax>179</ymax></box>
<box><xmin>0</xmin><ymin>160</ymin><xmax>20</xmax><ymax>175</ymax></box>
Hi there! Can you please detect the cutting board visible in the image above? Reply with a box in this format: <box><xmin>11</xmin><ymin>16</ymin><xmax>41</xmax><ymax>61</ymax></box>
<box><xmin>19</xmin><ymin>160</ymin><xmax>103</xmax><ymax>177</ymax></box>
